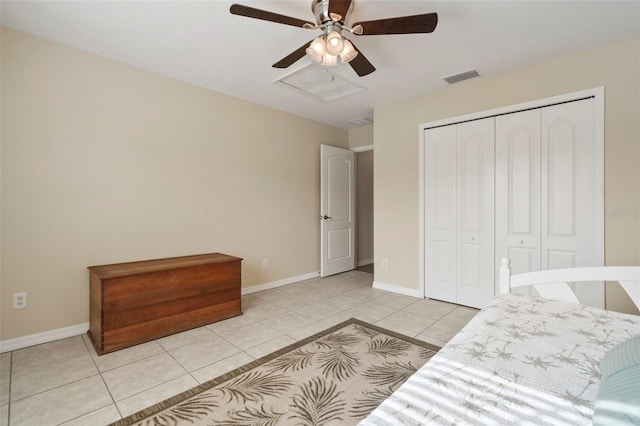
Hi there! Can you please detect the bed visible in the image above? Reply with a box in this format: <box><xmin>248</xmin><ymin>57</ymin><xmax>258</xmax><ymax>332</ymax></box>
<box><xmin>361</xmin><ymin>259</ymin><xmax>640</xmax><ymax>426</ymax></box>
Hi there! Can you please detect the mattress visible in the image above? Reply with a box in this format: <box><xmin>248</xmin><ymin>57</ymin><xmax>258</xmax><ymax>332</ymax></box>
<box><xmin>361</xmin><ymin>294</ymin><xmax>640</xmax><ymax>426</ymax></box>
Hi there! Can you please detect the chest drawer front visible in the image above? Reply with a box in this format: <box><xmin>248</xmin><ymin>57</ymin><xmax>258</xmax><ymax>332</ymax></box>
<box><xmin>89</xmin><ymin>254</ymin><xmax>242</xmax><ymax>354</ymax></box>
<box><xmin>102</xmin><ymin>261</ymin><xmax>240</xmax><ymax>311</ymax></box>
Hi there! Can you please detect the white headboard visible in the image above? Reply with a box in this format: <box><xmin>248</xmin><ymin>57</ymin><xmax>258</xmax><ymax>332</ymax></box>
<box><xmin>499</xmin><ymin>257</ymin><xmax>640</xmax><ymax>308</ymax></box>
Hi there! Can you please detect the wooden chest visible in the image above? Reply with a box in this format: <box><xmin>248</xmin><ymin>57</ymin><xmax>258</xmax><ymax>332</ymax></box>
<box><xmin>88</xmin><ymin>253</ymin><xmax>242</xmax><ymax>355</ymax></box>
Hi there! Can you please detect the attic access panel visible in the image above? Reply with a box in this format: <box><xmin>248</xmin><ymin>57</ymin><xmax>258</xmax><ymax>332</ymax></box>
<box><xmin>275</xmin><ymin>64</ymin><xmax>365</xmax><ymax>102</ymax></box>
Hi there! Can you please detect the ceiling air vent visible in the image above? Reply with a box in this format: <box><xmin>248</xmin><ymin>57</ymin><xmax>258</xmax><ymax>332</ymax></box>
<box><xmin>348</xmin><ymin>117</ymin><xmax>373</xmax><ymax>126</ymax></box>
<box><xmin>443</xmin><ymin>69</ymin><xmax>480</xmax><ymax>84</ymax></box>
<box><xmin>275</xmin><ymin>64</ymin><xmax>365</xmax><ymax>102</ymax></box>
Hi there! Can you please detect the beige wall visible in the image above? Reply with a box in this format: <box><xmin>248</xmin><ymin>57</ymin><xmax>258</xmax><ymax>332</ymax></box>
<box><xmin>356</xmin><ymin>150</ymin><xmax>373</xmax><ymax>265</ymax></box>
<box><xmin>348</xmin><ymin>124</ymin><xmax>373</xmax><ymax>149</ymax></box>
<box><xmin>0</xmin><ymin>28</ymin><xmax>348</xmax><ymax>340</ymax></box>
<box><xmin>374</xmin><ymin>38</ymin><xmax>640</xmax><ymax>313</ymax></box>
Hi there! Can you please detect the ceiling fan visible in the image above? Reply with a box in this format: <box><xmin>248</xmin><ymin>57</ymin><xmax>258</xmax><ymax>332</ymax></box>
<box><xmin>230</xmin><ymin>0</ymin><xmax>438</xmax><ymax>77</ymax></box>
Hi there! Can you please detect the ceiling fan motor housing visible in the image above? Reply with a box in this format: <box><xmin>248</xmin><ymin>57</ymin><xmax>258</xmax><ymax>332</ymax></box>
<box><xmin>312</xmin><ymin>0</ymin><xmax>353</xmax><ymax>24</ymax></box>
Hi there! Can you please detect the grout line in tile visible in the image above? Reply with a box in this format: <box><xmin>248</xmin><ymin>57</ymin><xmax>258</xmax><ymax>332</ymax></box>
<box><xmin>81</xmin><ymin>335</ymin><xmax>120</xmax><ymax>411</ymax></box>
<box><xmin>58</xmin><ymin>401</ymin><xmax>116</xmax><ymax>426</ymax></box>
<box><xmin>213</xmin><ymin>334</ymin><xmax>252</xmax><ymax>354</ymax></box>
<box><xmin>111</xmin><ymin>372</ymin><xmax>190</xmax><ymax>407</ymax></box>
<box><xmin>8</xmin><ymin>372</ymin><xmax>104</xmax><ymax>405</ymax></box>
<box><xmin>4</xmin><ymin>270</ymin><xmax>474</xmax><ymax>426</ymax></box>
<box><xmin>91</xmin><ymin>344</ymin><xmax>167</xmax><ymax>374</ymax></box>
<box><xmin>418</xmin><ymin>314</ymin><xmax>446</xmax><ymax>334</ymax></box>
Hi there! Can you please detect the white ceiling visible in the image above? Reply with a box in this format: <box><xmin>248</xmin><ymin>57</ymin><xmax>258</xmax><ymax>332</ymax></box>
<box><xmin>2</xmin><ymin>1</ymin><xmax>639</xmax><ymax>129</ymax></box>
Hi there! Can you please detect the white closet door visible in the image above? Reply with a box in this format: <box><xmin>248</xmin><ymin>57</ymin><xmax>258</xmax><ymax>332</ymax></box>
<box><xmin>425</xmin><ymin>125</ymin><xmax>457</xmax><ymax>303</ymax></box>
<box><xmin>456</xmin><ymin>118</ymin><xmax>495</xmax><ymax>307</ymax></box>
<box><xmin>541</xmin><ymin>99</ymin><xmax>603</xmax><ymax>307</ymax></box>
<box><xmin>495</xmin><ymin>109</ymin><xmax>542</xmax><ymax>280</ymax></box>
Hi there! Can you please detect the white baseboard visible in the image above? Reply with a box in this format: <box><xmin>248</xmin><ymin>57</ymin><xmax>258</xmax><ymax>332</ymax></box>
<box><xmin>357</xmin><ymin>259</ymin><xmax>373</xmax><ymax>267</ymax></box>
<box><xmin>0</xmin><ymin>271</ymin><xmax>321</xmax><ymax>353</ymax></box>
<box><xmin>373</xmin><ymin>281</ymin><xmax>422</xmax><ymax>299</ymax></box>
<box><xmin>0</xmin><ymin>322</ymin><xmax>89</xmax><ymax>353</ymax></box>
<box><xmin>241</xmin><ymin>271</ymin><xmax>320</xmax><ymax>295</ymax></box>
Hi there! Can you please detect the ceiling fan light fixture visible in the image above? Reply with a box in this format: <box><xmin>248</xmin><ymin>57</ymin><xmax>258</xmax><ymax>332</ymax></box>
<box><xmin>321</xmin><ymin>52</ymin><xmax>338</xmax><ymax>67</ymax></box>
<box><xmin>325</xmin><ymin>30</ymin><xmax>345</xmax><ymax>56</ymax></box>
<box><xmin>306</xmin><ymin>37</ymin><xmax>325</xmax><ymax>62</ymax></box>
<box><xmin>340</xmin><ymin>39</ymin><xmax>358</xmax><ymax>63</ymax></box>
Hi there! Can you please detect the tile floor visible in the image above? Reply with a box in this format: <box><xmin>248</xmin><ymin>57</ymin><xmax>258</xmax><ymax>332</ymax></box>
<box><xmin>0</xmin><ymin>270</ymin><xmax>478</xmax><ymax>426</ymax></box>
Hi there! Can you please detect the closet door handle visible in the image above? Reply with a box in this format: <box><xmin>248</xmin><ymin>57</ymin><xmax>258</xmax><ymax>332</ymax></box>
<box><xmin>470</xmin><ymin>237</ymin><xmax>475</xmax><ymax>242</ymax></box>
<box><xmin>518</xmin><ymin>240</ymin><xmax>524</xmax><ymax>245</ymax></box>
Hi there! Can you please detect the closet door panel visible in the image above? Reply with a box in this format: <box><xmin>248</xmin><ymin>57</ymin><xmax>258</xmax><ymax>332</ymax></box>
<box><xmin>506</xmin><ymin>248</ymin><xmax>537</xmax><ymax>277</ymax></box>
<box><xmin>457</xmin><ymin>118</ymin><xmax>495</xmax><ymax>307</ymax></box>
<box><xmin>425</xmin><ymin>125</ymin><xmax>457</xmax><ymax>303</ymax></box>
<box><xmin>547</xmin><ymin>250</ymin><xmax>577</xmax><ymax>270</ymax></box>
<box><xmin>495</xmin><ymin>109</ymin><xmax>541</xmax><ymax>290</ymax></box>
<box><xmin>542</xmin><ymin>98</ymin><xmax>603</xmax><ymax>307</ymax></box>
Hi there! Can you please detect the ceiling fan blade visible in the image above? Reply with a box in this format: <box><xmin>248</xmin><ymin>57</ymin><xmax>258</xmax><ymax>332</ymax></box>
<box><xmin>328</xmin><ymin>0</ymin><xmax>352</xmax><ymax>21</ymax></box>
<box><xmin>353</xmin><ymin>13</ymin><xmax>438</xmax><ymax>35</ymax></box>
<box><xmin>272</xmin><ymin>42</ymin><xmax>312</xmax><ymax>69</ymax></box>
<box><xmin>230</xmin><ymin>4</ymin><xmax>314</xmax><ymax>29</ymax></box>
<box><xmin>348</xmin><ymin>42</ymin><xmax>376</xmax><ymax>77</ymax></box>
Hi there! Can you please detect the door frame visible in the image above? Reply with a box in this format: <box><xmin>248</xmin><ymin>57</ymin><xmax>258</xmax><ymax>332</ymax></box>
<box><xmin>352</xmin><ymin>144</ymin><xmax>374</xmax><ymax>269</ymax></box>
<box><xmin>418</xmin><ymin>87</ymin><xmax>605</xmax><ymax>299</ymax></box>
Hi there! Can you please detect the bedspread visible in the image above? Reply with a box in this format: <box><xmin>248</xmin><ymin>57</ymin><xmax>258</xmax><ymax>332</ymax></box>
<box><xmin>361</xmin><ymin>294</ymin><xmax>640</xmax><ymax>426</ymax></box>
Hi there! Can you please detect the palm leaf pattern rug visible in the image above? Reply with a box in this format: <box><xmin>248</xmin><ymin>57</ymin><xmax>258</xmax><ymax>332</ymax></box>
<box><xmin>111</xmin><ymin>318</ymin><xmax>439</xmax><ymax>426</ymax></box>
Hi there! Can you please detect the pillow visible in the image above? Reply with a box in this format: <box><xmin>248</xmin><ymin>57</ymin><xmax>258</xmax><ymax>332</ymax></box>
<box><xmin>593</xmin><ymin>335</ymin><xmax>640</xmax><ymax>426</ymax></box>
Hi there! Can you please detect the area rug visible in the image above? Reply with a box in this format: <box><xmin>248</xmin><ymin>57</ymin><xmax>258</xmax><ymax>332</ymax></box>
<box><xmin>111</xmin><ymin>318</ymin><xmax>439</xmax><ymax>426</ymax></box>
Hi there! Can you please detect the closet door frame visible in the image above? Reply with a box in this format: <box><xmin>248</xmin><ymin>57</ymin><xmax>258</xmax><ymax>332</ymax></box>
<box><xmin>419</xmin><ymin>87</ymin><xmax>604</xmax><ymax>301</ymax></box>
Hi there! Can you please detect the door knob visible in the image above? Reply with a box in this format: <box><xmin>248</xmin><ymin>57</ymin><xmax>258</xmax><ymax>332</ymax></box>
<box><xmin>470</xmin><ymin>237</ymin><xmax>475</xmax><ymax>242</ymax></box>
<box><xmin>323</xmin><ymin>215</ymin><xmax>331</xmax><ymax>220</ymax></box>
<box><xmin>518</xmin><ymin>240</ymin><xmax>524</xmax><ymax>245</ymax></box>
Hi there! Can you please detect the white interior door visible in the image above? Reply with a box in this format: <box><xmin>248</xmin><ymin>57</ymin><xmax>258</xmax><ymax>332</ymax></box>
<box><xmin>541</xmin><ymin>99</ymin><xmax>603</xmax><ymax>308</ymax></box>
<box><xmin>424</xmin><ymin>125</ymin><xmax>457</xmax><ymax>303</ymax></box>
<box><xmin>321</xmin><ymin>144</ymin><xmax>355</xmax><ymax>277</ymax></box>
<box><xmin>424</xmin><ymin>119</ymin><xmax>495</xmax><ymax>308</ymax></box>
<box><xmin>456</xmin><ymin>118</ymin><xmax>495</xmax><ymax>307</ymax></box>
<box><xmin>496</xmin><ymin>98</ymin><xmax>602</xmax><ymax>307</ymax></box>
<box><xmin>495</xmin><ymin>109</ymin><xmax>542</xmax><ymax>282</ymax></box>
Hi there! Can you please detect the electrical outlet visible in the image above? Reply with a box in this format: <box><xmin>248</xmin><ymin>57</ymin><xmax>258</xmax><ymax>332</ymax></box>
<box><xmin>262</xmin><ymin>259</ymin><xmax>269</xmax><ymax>269</ymax></box>
<box><xmin>382</xmin><ymin>259</ymin><xmax>388</xmax><ymax>270</ymax></box>
<box><xmin>13</xmin><ymin>292</ymin><xmax>27</xmax><ymax>309</ymax></box>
